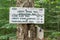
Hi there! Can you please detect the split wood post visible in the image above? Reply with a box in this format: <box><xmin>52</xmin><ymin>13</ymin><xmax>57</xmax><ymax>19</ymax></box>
<box><xmin>16</xmin><ymin>0</ymin><xmax>36</xmax><ymax>40</ymax></box>
<box><xmin>30</xmin><ymin>24</ymin><xmax>37</xmax><ymax>40</ymax></box>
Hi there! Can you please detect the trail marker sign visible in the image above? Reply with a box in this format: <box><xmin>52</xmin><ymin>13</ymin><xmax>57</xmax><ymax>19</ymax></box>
<box><xmin>9</xmin><ymin>7</ymin><xmax>44</xmax><ymax>24</ymax></box>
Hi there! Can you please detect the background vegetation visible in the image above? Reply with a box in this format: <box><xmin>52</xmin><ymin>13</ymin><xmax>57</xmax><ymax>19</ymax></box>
<box><xmin>0</xmin><ymin>0</ymin><xmax>60</xmax><ymax>40</ymax></box>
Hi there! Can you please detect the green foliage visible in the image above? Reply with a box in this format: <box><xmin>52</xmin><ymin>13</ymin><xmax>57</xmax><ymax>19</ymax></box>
<box><xmin>35</xmin><ymin>0</ymin><xmax>60</xmax><ymax>31</ymax></box>
<box><xmin>49</xmin><ymin>32</ymin><xmax>60</xmax><ymax>40</ymax></box>
<box><xmin>45</xmin><ymin>32</ymin><xmax>60</xmax><ymax>40</ymax></box>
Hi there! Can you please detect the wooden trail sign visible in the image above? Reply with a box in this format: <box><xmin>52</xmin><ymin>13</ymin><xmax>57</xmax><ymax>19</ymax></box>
<box><xmin>9</xmin><ymin>7</ymin><xmax>44</xmax><ymax>24</ymax></box>
<box><xmin>9</xmin><ymin>0</ymin><xmax>44</xmax><ymax>40</ymax></box>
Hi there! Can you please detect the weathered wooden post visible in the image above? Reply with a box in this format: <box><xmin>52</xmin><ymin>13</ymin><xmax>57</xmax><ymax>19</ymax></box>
<box><xmin>16</xmin><ymin>0</ymin><xmax>36</xmax><ymax>40</ymax></box>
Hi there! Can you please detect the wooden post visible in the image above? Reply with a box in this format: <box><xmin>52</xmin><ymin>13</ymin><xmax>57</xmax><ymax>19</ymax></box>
<box><xmin>16</xmin><ymin>0</ymin><xmax>36</xmax><ymax>40</ymax></box>
<box><xmin>30</xmin><ymin>24</ymin><xmax>36</xmax><ymax>40</ymax></box>
<box><xmin>16</xmin><ymin>24</ymin><xmax>30</xmax><ymax>40</ymax></box>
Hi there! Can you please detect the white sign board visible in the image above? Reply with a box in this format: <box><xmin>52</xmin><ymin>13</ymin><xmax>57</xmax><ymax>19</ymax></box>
<box><xmin>9</xmin><ymin>7</ymin><xmax>44</xmax><ymax>24</ymax></box>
